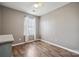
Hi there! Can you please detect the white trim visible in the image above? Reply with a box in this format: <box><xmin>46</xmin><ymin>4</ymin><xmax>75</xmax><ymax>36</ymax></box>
<box><xmin>12</xmin><ymin>39</ymin><xmax>40</xmax><ymax>47</ymax></box>
<box><xmin>12</xmin><ymin>42</ymin><xmax>26</xmax><ymax>46</ymax></box>
<box><xmin>41</xmin><ymin>39</ymin><xmax>79</xmax><ymax>54</ymax></box>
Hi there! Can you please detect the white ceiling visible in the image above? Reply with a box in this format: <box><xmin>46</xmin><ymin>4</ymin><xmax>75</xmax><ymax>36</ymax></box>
<box><xmin>0</xmin><ymin>2</ymin><xmax>70</xmax><ymax>16</ymax></box>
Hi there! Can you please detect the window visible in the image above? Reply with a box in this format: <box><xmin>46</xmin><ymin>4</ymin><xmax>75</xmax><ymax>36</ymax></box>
<box><xmin>24</xmin><ymin>15</ymin><xmax>36</xmax><ymax>37</ymax></box>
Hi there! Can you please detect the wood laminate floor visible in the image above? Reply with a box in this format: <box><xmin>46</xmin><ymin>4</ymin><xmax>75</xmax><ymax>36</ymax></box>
<box><xmin>12</xmin><ymin>40</ymin><xmax>79</xmax><ymax>57</ymax></box>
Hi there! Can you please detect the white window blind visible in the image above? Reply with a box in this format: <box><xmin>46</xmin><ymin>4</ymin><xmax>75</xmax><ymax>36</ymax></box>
<box><xmin>24</xmin><ymin>15</ymin><xmax>36</xmax><ymax>36</ymax></box>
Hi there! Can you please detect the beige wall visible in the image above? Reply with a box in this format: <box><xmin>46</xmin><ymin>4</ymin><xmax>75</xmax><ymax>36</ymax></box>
<box><xmin>0</xmin><ymin>6</ymin><xmax>2</xmax><ymax>34</ymax></box>
<box><xmin>1</xmin><ymin>7</ymin><xmax>26</xmax><ymax>43</ymax></box>
<box><xmin>36</xmin><ymin>16</ymin><xmax>40</xmax><ymax>39</ymax></box>
<box><xmin>40</xmin><ymin>3</ymin><xmax>79</xmax><ymax>51</ymax></box>
<box><xmin>0</xmin><ymin>6</ymin><xmax>40</xmax><ymax>44</ymax></box>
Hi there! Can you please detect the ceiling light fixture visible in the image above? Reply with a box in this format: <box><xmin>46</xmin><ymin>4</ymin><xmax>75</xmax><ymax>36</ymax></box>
<box><xmin>33</xmin><ymin>2</ymin><xmax>43</xmax><ymax>8</ymax></box>
<box><xmin>33</xmin><ymin>2</ymin><xmax>43</xmax><ymax>12</ymax></box>
<box><xmin>34</xmin><ymin>3</ymin><xmax>39</xmax><ymax>8</ymax></box>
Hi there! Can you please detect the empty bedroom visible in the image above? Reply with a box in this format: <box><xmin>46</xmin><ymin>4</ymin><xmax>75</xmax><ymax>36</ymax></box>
<box><xmin>0</xmin><ymin>2</ymin><xmax>79</xmax><ymax>57</ymax></box>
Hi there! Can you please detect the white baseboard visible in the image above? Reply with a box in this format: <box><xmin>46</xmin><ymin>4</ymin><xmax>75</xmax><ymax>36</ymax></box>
<box><xmin>12</xmin><ymin>39</ymin><xmax>40</xmax><ymax>46</ymax></box>
<box><xmin>41</xmin><ymin>39</ymin><xmax>79</xmax><ymax>54</ymax></box>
